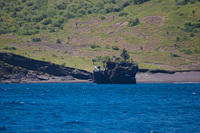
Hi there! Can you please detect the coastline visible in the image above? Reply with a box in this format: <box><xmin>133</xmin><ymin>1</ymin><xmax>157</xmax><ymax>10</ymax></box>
<box><xmin>137</xmin><ymin>71</ymin><xmax>200</xmax><ymax>83</ymax></box>
<box><xmin>1</xmin><ymin>71</ymin><xmax>200</xmax><ymax>84</ymax></box>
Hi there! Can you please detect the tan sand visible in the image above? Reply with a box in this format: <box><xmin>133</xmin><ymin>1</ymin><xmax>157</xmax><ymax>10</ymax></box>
<box><xmin>137</xmin><ymin>71</ymin><xmax>200</xmax><ymax>83</ymax></box>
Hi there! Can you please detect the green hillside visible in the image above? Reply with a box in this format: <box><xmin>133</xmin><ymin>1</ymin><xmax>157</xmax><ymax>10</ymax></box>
<box><xmin>0</xmin><ymin>0</ymin><xmax>200</xmax><ymax>72</ymax></box>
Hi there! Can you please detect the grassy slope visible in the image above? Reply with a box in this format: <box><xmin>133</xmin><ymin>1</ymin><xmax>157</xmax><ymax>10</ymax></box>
<box><xmin>0</xmin><ymin>0</ymin><xmax>200</xmax><ymax>72</ymax></box>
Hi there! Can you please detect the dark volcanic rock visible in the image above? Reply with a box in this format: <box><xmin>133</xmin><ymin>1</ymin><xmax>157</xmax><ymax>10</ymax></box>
<box><xmin>0</xmin><ymin>52</ymin><xmax>92</xmax><ymax>83</ymax></box>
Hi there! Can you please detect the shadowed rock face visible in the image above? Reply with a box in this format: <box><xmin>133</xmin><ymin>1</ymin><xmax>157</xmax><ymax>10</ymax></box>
<box><xmin>93</xmin><ymin>61</ymin><xmax>138</xmax><ymax>84</ymax></box>
<box><xmin>0</xmin><ymin>52</ymin><xmax>92</xmax><ymax>83</ymax></box>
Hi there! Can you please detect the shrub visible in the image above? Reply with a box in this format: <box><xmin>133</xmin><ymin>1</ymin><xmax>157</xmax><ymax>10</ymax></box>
<box><xmin>32</xmin><ymin>37</ymin><xmax>41</xmax><ymax>42</ymax></box>
<box><xmin>112</xmin><ymin>46</ymin><xmax>119</xmax><ymax>50</ymax></box>
<box><xmin>176</xmin><ymin>37</ymin><xmax>180</xmax><ymax>41</ymax></box>
<box><xmin>195</xmin><ymin>22</ymin><xmax>200</xmax><ymax>28</ymax></box>
<box><xmin>52</xmin><ymin>54</ymin><xmax>57</xmax><ymax>58</ymax></box>
<box><xmin>26</xmin><ymin>1</ymin><xmax>34</xmax><ymax>6</ymax></box>
<box><xmin>63</xmin><ymin>11</ymin><xmax>76</xmax><ymax>19</ymax></box>
<box><xmin>53</xmin><ymin>21</ymin><xmax>62</xmax><ymax>27</ymax></box>
<box><xmin>176</xmin><ymin>0</ymin><xmax>188</xmax><ymax>5</ymax></box>
<box><xmin>3</xmin><ymin>46</ymin><xmax>17</xmax><ymax>50</ymax></box>
<box><xmin>41</xmin><ymin>26</ymin><xmax>46</xmax><ymax>30</ymax></box>
<box><xmin>57</xmin><ymin>2</ymin><xmax>66</xmax><ymax>10</ymax></box>
<box><xmin>18</xmin><ymin>29</ymin><xmax>39</xmax><ymax>35</ymax></box>
<box><xmin>49</xmin><ymin>27</ymin><xmax>56</xmax><ymax>32</ymax></box>
<box><xmin>56</xmin><ymin>39</ymin><xmax>61</xmax><ymax>44</ymax></box>
<box><xmin>105</xmin><ymin>45</ymin><xmax>110</xmax><ymax>49</ymax></box>
<box><xmin>100</xmin><ymin>16</ymin><xmax>106</xmax><ymax>20</ymax></box>
<box><xmin>182</xmin><ymin>36</ymin><xmax>187</xmax><ymax>41</ymax></box>
<box><xmin>91</xmin><ymin>44</ymin><xmax>101</xmax><ymax>49</ymax></box>
<box><xmin>190</xmin><ymin>33</ymin><xmax>195</xmax><ymax>37</ymax></box>
<box><xmin>179</xmin><ymin>13</ymin><xmax>184</xmax><ymax>16</ymax></box>
<box><xmin>11</xmin><ymin>12</ymin><xmax>17</xmax><ymax>18</ymax></box>
<box><xmin>128</xmin><ymin>18</ymin><xmax>139</xmax><ymax>27</ymax></box>
<box><xmin>14</xmin><ymin>5</ymin><xmax>23</xmax><ymax>12</ymax></box>
<box><xmin>113</xmin><ymin>5</ymin><xmax>121</xmax><ymax>12</ymax></box>
<box><xmin>170</xmin><ymin>53</ymin><xmax>180</xmax><ymax>57</ymax></box>
<box><xmin>119</xmin><ymin>12</ymin><xmax>128</xmax><ymax>17</ymax></box>
<box><xmin>190</xmin><ymin>0</ymin><xmax>196</xmax><ymax>4</ymax></box>
<box><xmin>181</xmin><ymin>49</ymin><xmax>193</xmax><ymax>55</ymax></box>
<box><xmin>104</xmin><ymin>4</ymin><xmax>114</xmax><ymax>13</ymax></box>
<box><xmin>42</xmin><ymin>19</ymin><xmax>52</xmax><ymax>25</ymax></box>
<box><xmin>194</xmin><ymin>49</ymin><xmax>200</xmax><ymax>54</ymax></box>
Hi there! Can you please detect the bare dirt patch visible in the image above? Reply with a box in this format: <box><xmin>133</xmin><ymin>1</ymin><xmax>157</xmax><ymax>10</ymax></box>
<box><xmin>141</xmin><ymin>16</ymin><xmax>165</xmax><ymax>28</ymax></box>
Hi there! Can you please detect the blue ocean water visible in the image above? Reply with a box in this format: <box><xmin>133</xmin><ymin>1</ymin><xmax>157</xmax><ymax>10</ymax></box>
<box><xmin>0</xmin><ymin>83</ymin><xmax>200</xmax><ymax>133</ymax></box>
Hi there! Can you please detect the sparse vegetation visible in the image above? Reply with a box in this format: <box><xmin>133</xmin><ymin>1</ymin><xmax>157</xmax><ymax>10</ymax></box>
<box><xmin>128</xmin><ymin>18</ymin><xmax>139</xmax><ymax>27</ymax></box>
<box><xmin>0</xmin><ymin>0</ymin><xmax>200</xmax><ymax>72</ymax></box>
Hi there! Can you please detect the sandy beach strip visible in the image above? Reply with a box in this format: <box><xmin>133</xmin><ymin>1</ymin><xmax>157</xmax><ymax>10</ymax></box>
<box><xmin>137</xmin><ymin>71</ymin><xmax>200</xmax><ymax>83</ymax></box>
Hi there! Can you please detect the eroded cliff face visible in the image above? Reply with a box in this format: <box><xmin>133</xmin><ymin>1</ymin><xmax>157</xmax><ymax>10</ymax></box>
<box><xmin>0</xmin><ymin>53</ymin><xmax>92</xmax><ymax>83</ymax></box>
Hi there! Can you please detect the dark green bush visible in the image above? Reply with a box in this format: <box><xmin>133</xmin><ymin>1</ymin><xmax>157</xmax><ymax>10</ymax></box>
<box><xmin>194</xmin><ymin>49</ymin><xmax>200</xmax><ymax>54</ymax></box>
<box><xmin>179</xmin><ymin>13</ymin><xmax>184</xmax><ymax>16</ymax></box>
<box><xmin>176</xmin><ymin>0</ymin><xmax>188</xmax><ymax>5</ymax></box>
<box><xmin>3</xmin><ymin>46</ymin><xmax>17</xmax><ymax>50</ymax></box>
<box><xmin>128</xmin><ymin>18</ymin><xmax>139</xmax><ymax>27</ymax></box>
<box><xmin>190</xmin><ymin>33</ymin><xmax>195</xmax><ymax>37</ymax></box>
<box><xmin>26</xmin><ymin>1</ymin><xmax>34</xmax><ymax>6</ymax></box>
<box><xmin>32</xmin><ymin>37</ymin><xmax>41</xmax><ymax>42</ymax></box>
<box><xmin>121</xmin><ymin>0</ymin><xmax>131</xmax><ymax>7</ymax></box>
<box><xmin>42</xmin><ymin>19</ymin><xmax>52</xmax><ymax>25</ymax></box>
<box><xmin>133</xmin><ymin>0</ymin><xmax>150</xmax><ymax>5</ymax></box>
<box><xmin>91</xmin><ymin>44</ymin><xmax>101</xmax><ymax>49</ymax></box>
<box><xmin>119</xmin><ymin>12</ymin><xmax>128</xmax><ymax>17</ymax></box>
<box><xmin>11</xmin><ymin>12</ymin><xmax>17</xmax><ymax>18</ymax></box>
<box><xmin>49</xmin><ymin>27</ymin><xmax>56</xmax><ymax>32</ymax></box>
<box><xmin>56</xmin><ymin>39</ymin><xmax>61</xmax><ymax>44</ymax></box>
<box><xmin>104</xmin><ymin>4</ymin><xmax>114</xmax><ymax>13</ymax></box>
<box><xmin>52</xmin><ymin>54</ymin><xmax>57</xmax><ymax>58</ymax></box>
<box><xmin>57</xmin><ymin>2</ymin><xmax>66</xmax><ymax>10</ymax></box>
<box><xmin>63</xmin><ymin>11</ymin><xmax>76</xmax><ymax>19</ymax></box>
<box><xmin>190</xmin><ymin>0</ymin><xmax>196</xmax><ymax>4</ymax></box>
<box><xmin>100</xmin><ymin>16</ymin><xmax>106</xmax><ymax>20</ymax></box>
<box><xmin>113</xmin><ymin>5</ymin><xmax>121</xmax><ymax>12</ymax></box>
<box><xmin>170</xmin><ymin>52</ymin><xmax>180</xmax><ymax>57</ymax></box>
<box><xmin>181</xmin><ymin>49</ymin><xmax>193</xmax><ymax>55</ymax></box>
<box><xmin>14</xmin><ymin>5</ymin><xmax>23</xmax><ymax>12</ymax></box>
<box><xmin>18</xmin><ymin>29</ymin><xmax>39</xmax><ymax>35</ymax></box>
<box><xmin>176</xmin><ymin>37</ymin><xmax>180</xmax><ymax>41</ymax></box>
<box><xmin>112</xmin><ymin>46</ymin><xmax>119</xmax><ymax>50</ymax></box>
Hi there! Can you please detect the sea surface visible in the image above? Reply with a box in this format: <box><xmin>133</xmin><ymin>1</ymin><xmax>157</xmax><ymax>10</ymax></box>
<box><xmin>0</xmin><ymin>83</ymin><xmax>200</xmax><ymax>133</ymax></box>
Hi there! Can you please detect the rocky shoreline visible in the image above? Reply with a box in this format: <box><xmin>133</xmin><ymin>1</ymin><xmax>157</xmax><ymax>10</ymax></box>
<box><xmin>0</xmin><ymin>52</ymin><xmax>92</xmax><ymax>84</ymax></box>
<box><xmin>0</xmin><ymin>52</ymin><xmax>200</xmax><ymax>84</ymax></box>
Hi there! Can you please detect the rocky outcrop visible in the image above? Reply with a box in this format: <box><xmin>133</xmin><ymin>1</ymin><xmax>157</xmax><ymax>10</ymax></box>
<box><xmin>0</xmin><ymin>52</ymin><xmax>92</xmax><ymax>83</ymax></box>
<box><xmin>93</xmin><ymin>61</ymin><xmax>138</xmax><ymax>84</ymax></box>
